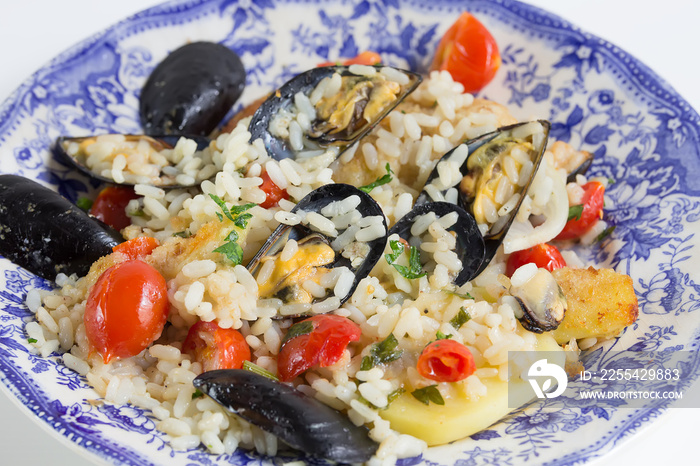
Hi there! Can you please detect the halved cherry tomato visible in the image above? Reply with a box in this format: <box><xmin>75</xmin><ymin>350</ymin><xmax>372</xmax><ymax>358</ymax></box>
<box><xmin>84</xmin><ymin>260</ymin><xmax>168</xmax><ymax>363</ymax></box>
<box><xmin>318</xmin><ymin>51</ymin><xmax>382</xmax><ymax>67</ymax></box>
<box><xmin>89</xmin><ymin>186</ymin><xmax>140</xmax><ymax>230</ymax></box>
<box><xmin>182</xmin><ymin>321</ymin><xmax>251</xmax><ymax>371</ymax></box>
<box><xmin>555</xmin><ymin>181</ymin><xmax>605</xmax><ymax>240</ymax></box>
<box><xmin>277</xmin><ymin>315</ymin><xmax>361</xmax><ymax>382</ymax></box>
<box><xmin>259</xmin><ymin>170</ymin><xmax>289</xmax><ymax>209</ymax></box>
<box><xmin>113</xmin><ymin>236</ymin><xmax>159</xmax><ymax>260</ymax></box>
<box><xmin>417</xmin><ymin>339</ymin><xmax>475</xmax><ymax>383</ymax></box>
<box><xmin>430</xmin><ymin>12</ymin><xmax>501</xmax><ymax>93</ymax></box>
<box><xmin>505</xmin><ymin>243</ymin><xmax>567</xmax><ymax>277</ymax></box>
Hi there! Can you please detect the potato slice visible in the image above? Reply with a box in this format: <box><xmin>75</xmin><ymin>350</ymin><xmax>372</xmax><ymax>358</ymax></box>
<box><xmin>379</xmin><ymin>332</ymin><xmax>562</xmax><ymax>446</ymax></box>
<box><xmin>550</xmin><ymin>266</ymin><xmax>638</xmax><ymax>344</ymax></box>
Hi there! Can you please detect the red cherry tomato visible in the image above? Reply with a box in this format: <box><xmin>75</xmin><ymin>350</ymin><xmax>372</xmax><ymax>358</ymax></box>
<box><xmin>84</xmin><ymin>260</ymin><xmax>168</xmax><ymax>363</ymax></box>
<box><xmin>318</xmin><ymin>51</ymin><xmax>382</xmax><ymax>67</ymax></box>
<box><xmin>417</xmin><ymin>339</ymin><xmax>476</xmax><ymax>383</ymax></box>
<box><xmin>505</xmin><ymin>243</ymin><xmax>567</xmax><ymax>277</ymax></box>
<box><xmin>113</xmin><ymin>237</ymin><xmax>160</xmax><ymax>260</ymax></box>
<box><xmin>182</xmin><ymin>321</ymin><xmax>251</xmax><ymax>371</ymax></box>
<box><xmin>258</xmin><ymin>170</ymin><xmax>289</xmax><ymax>209</ymax></box>
<box><xmin>430</xmin><ymin>12</ymin><xmax>501</xmax><ymax>93</ymax></box>
<box><xmin>89</xmin><ymin>186</ymin><xmax>139</xmax><ymax>230</ymax></box>
<box><xmin>277</xmin><ymin>315</ymin><xmax>361</xmax><ymax>382</ymax></box>
<box><xmin>555</xmin><ymin>181</ymin><xmax>606</xmax><ymax>240</ymax></box>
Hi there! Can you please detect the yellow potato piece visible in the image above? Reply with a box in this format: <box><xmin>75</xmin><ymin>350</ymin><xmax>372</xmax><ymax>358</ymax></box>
<box><xmin>380</xmin><ymin>332</ymin><xmax>562</xmax><ymax>446</ymax></box>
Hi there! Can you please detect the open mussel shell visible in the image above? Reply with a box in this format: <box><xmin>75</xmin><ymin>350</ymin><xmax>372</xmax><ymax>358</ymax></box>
<box><xmin>140</xmin><ymin>41</ymin><xmax>246</xmax><ymax>136</ymax></box>
<box><xmin>0</xmin><ymin>175</ymin><xmax>124</xmax><ymax>280</ymax></box>
<box><xmin>248</xmin><ymin>64</ymin><xmax>421</xmax><ymax>161</ymax></box>
<box><xmin>389</xmin><ymin>202</ymin><xmax>485</xmax><ymax>286</ymax></box>
<box><xmin>194</xmin><ymin>369</ymin><xmax>378</xmax><ymax>462</ymax></box>
<box><xmin>417</xmin><ymin>120</ymin><xmax>551</xmax><ymax>275</ymax></box>
<box><xmin>52</xmin><ymin>134</ymin><xmax>210</xmax><ymax>188</ymax></box>
<box><xmin>510</xmin><ymin>268</ymin><xmax>567</xmax><ymax>332</ymax></box>
<box><xmin>247</xmin><ymin>183</ymin><xmax>387</xmax><ymax>316</ymax></box>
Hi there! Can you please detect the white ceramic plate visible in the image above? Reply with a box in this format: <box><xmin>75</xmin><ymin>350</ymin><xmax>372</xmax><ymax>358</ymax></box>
<box><xmin>1</xmin><ymin>0</ymin><xmax>699</xmax><ymax>464</ymax></box>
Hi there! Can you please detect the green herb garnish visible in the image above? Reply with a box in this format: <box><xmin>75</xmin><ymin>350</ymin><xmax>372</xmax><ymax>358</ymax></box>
<box><xmin>76</xmin><ymin>197</ymin><xmax>93</xmax><ymax>211</ymax></box>
<box><xmin>445</xmin><ymin>290</ymin><xmax>474</xmax><ymax>300</ymax></box>
<box><xmin>243</xmin><ymin>360</ymin><xmax>279</xmax><ymax>381</ymax></box>
<box><xmin>209</xmin><ymin>198</ymin><xmax>255</xmax><ymax>264</ymax></box>
<box><xmin>435</xmin><ymin>331</ymin><xmax>452</xmax><ymax>340</ymax></box>
<box><xmin>209</xmin><ymin>194</ymin><xmax>255</xmax><ymax>222</ymax></box>
<box><xmin>233</xmin><ymin>212</ymin><xmax>253</xmax><ymax>229</ymax></box>
<box><xmin>359</xmin><ymin>163</ymin><xmax>393</xmax><ymax>193</ymax></box>
<box><xmin>595</xmin><ymin>225</ymin><xmax>616</xmax><ymax>243</ymax></box>
<box><xmin>281</xmin><ymin>320</ymin><xmax>315</xmax><ymax>345</ymax></box>
<box><xmin>387</xmin><ymin>387</ymin><xmax>406</xmax><ymax>405</ymax></box>
<box><xmin>608</xmin><ymin>177</ymin><xmax>616</xmax><ymax>185</ymax></box>
<box><xmin>27</xmin><ymin>338</ymin><xmax>37</xmax><ymax>344</ymax></box>
<box><xmin>361</xmin><ymin>333</ymin><xmax>403</xmax><ymax>370</ymax></box>
<box><xmin>172</xmin><ymin>230</ymin><xmax>191</xmax><ymax>238</ymax></box>
<box><xmin>213</xmin><ymin>239</ymin><xmax>244</xmax><ymax>265</ymax></box>
<box><xmin>449</xmin><ymin>307</ymin><xmax>471</xmax><ymax>330</ymax></box>
<box><xmin>384</xmin><ymin>240</ymin><xmax>426</xmax><ymax>279</ymax></box>
<box><xmin>411</xmin><ymin>385</ymin><xmax>444</xmax><ymax>406</ymax></box>
<box><xmin>567</xmin><ymin>204</ymin><xmax>584</xmax><ymax>221</ymax></box>
<box><xmin>192</xmin><ymin>389</ymin><xmax>203</xmax><ymax>400</ymax></box>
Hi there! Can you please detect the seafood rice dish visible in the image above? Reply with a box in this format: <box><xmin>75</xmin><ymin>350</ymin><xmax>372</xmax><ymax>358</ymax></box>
<box><xmin>1</xmin><ymin>12</ymin><xmax>639</xmax><ymax>466</ymax></box>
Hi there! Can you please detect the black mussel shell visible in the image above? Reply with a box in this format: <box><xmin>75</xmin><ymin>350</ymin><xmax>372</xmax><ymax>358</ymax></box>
<box><xmin>247</xmin><ymin>183</ymin><xmax>387</xmax><ymax>313</ymax></box>
<box><xmin>140</xmin><ymin>42</ymin><xmax>246</xmax><ymax>136</ymax></box>
<box><xmin>194</xmin><ymin>370</ymin><xmax>378</xmax><ymax>463</ymax></box>
<box><xmin>248</xmin><ymin>65</ymin><xmax>421</xmax><ymax>160</ymax></box>
<box><xmin>52</xmin><ymin>134</ymin><xmax>210</xmax><ymax>188</ymax></box>
<box><xmin>389</xmin><ymin>202</ymin><xmax>485</xmax><ymax>286</ymax></box>
<box><xmin>0</xmin><ymin>175</ymin><xmax>124</xmax><ymax>280</ymax></box>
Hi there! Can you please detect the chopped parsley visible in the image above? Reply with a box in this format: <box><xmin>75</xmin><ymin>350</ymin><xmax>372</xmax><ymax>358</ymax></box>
<box><xmin>27</xmin><ymin>338</ymin><xmax>37</xmax><ymax>344</ymax></box>
<box><xmin>172</xmin><ymin>230</ymin><xmax>191</xmax><ymax>238</ymax></box>
<box><xmin>411</xmin><ymin>385</ymin><xmax>444</xmax><ymax>406</ymax></box>
<box><xmin>359</xmin><ymin>163</ymin><xmax>394</xmax><ymax>193</ymax></box>
<box><xmin>387</xmin><ymin>387</ymin><xmax>406</xmax><ymax>404</ymax></box>
<box><xmin>213</xmin><ymin>238</ymin><xmax>244</xmax><ymax>265</ymax></box>
<box><xmin>209</xmin><ymin>194</ymin><xmax>255</xmax><ymax>223</ymax></box>
<box><xmin>608</xmin><ymin>177</ymin><xmax>616</xmax><ymax>185</ymax></box>
<box><xmin>191</xmin><ymin>389</ymin><xmax>204</xmax><ymax>400</ymax></box>
<box><xmin>361</xmin><ymin>333</ymin><xmax>403</xmax><ymax>371</ymax></box>
<box><xmin>435</xmin><ymin>331</ymin><xmax>452</xmax><ymax>340</ymax></box>
<box><xmin>595</xmin><ymin>225</ymin><xmax>616</xmax><ymax>243</ymax></box>
<box><xmin>209</xmin><ymin>196</ymin><xmax>255</xmax><ymax>264</ymax></box>
<box><xmin>449</xmin><ymin>307</ymin><xmax>471</xmax><ymax>330</ymax></box>
<box><xmin>76</xmin><ymin>197</ymin><xmax>93</xmax><ymax>211</ymax></box>
<box><xmin>445</xmin><ymin>290</ymin><xmax>474</xmax><ymax>300</ymax></box>
<box><xmin>243</xmin><ymin>360</ymin><xmax>279</xmax><ymax>381</ymax></box>
<box><xmin>567</xmin><ymin>204</ymin><xmax>584</xmax><ymax>221</ymax></box>
<box><xmin>385</xmin><ymin>240</ymin><xmax>426</xmax><ymax>279</ymax></box>
<box><xmin>281</xmin><ymin>320</ymin><xmax>314</xmax><ymax>345</ymax></box>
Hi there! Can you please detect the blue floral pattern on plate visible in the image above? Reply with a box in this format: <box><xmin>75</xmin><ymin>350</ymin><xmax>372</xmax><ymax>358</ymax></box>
<box><xmin>0</xmin><ymin>0</ymin><xmax>699</xmax><ymax>464</ymax></box>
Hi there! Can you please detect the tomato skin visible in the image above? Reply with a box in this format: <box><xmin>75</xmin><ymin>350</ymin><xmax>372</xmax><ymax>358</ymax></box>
<box><xmin>505</xmin><ymin>243</ymin><xmax>567</xmax><ymax>277</ymax></box>
<box><xmin>258</xmin><ymin>170</ymin><xmax>289</xmax><ymax>209</ymax></box>
<box><xmin>183</xmin><ymin>321</ymin><xmax>251</xmax><ymax>371</ymax></box>
<box><xmin>113</xmin><ymin>237</ymin><xmax>159</xmax><ymax>260</ymax></box>
<box><xmin>417</xmin><ymin>339</ymin><xmax>476</xmax><ymax>383</ymax></box>
<box><xmin>430</xmin><ymin>12</ymin><xmax>501</xmax><ymax>93</ymax></box>
<box><xmin>555</xmin><ymin>181</ymin><xmax>606</xmax><ymax>240</ymax></box>
<box><xmin>318</xmin><ymin>51</ymin><xmax>382</xmax><ymax>67</ymax></box>
<box><xmin>89</xmin><ymin>186</ymin><xmax>140</xmax><ymax>231</ymax></box>
<box><xmin>277</xmin><ymin>315</ymin><xmax>361</xmax><ymax>382</ymax></box>
<box><xmin>84</xmin><ymin>260</ymin><xmax>169</xmax><ymax>363</ymax></box>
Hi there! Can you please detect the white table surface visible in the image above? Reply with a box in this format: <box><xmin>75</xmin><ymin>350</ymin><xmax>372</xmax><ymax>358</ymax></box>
<box><xmin>0</xmin><ymin>1</ymin><xmax>697</xmax><ymax>465</ymax></box>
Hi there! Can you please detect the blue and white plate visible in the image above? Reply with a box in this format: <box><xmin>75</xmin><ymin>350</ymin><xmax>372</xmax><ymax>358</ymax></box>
<box><xmin>1</xmin><ymin>0</ymin><xmax>699</xmax><ymax>464</ymax></box>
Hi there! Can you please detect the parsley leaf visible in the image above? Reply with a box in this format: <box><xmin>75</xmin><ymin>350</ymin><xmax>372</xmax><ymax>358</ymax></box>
<box><xmin>361</xmin><ymin>333</ymin><xmax>403</xmax><ymax>370</ymax></box>
<box><xmin>209</xmin><ymin>194</ymin><xmax>255</xmax><ymax>222</ymax></box>
<box><xmin>595</xmin><ymin>225</ymin><xmax>616</xmax><ymax>243</ymax></box>
<box><xmin>359</xmin><ymin>163</ymin><xmax>393</xmax><ymax>193</ymax></box>
<box><xmin>192</xmin><ymin>389</ymin><xmax>204</xmax><ymax>400</ymax></box>
<box><xmin>449</xmin><ymin>307</ymin><xmax>471</xmax><ymax>330</ymax></box>
<box><xmin>411</xmin><ymin>385</ymin><xmax>444</xmax><ymax>406</ymax></box>
<box><xmin>172</xmin><ymin>230</ymin><xmax>191</xmax><ymax>238</ymax></box>
<box><xmin>387</xmin><ymin>387</ymin><xmax>406</xmax><ymax>404</ymax></box>
<box><xmin>281</xmin><ymin>320</ymin><xmax>315</xmax><ymax>345</ymax></box>
<box><xmin>213</xmin><ymin>240</ymin><xmax>244</xmax><ymax>265</ymax></box>
<box><xmin>608</xmin><ymin>177</ymin><xmax>616</xmax><ymax>185</ymax></box>
<box><xmin>567</xmin><ymin>204</ymin><xmax>584</xmax><ymax>221</ymax></box>
<box><xmin>234</xmin><ymin>212</ymin><xmax>253</xmax><ymax>229</ymax></box>
<box><xmin>27</xmin><ymin>338</ymin><xmax>37</xmax><ymax>344</ymax></box>
<box><xmin>243</xmin><ymin>360</ymin><xmax>279</xmax><ymax>381</ymax></box>
<box><xmin>445</xmin><ymin>290</ymin><xmax>474</xmax><ymax>300</ymax></box>
<box><xmin>435</xmin><ymin>331</ymin><xmax>452</xmax><ymax>340</ymax></box>
<box><xmin>384</xmin><ymin>240</ymin><xmax>426</xmax><ymax>279</ymax></box>
<box><xmin>76</xmin><ymin>197</ymin><xmax>93</xmax><ymax>211</ymax></box>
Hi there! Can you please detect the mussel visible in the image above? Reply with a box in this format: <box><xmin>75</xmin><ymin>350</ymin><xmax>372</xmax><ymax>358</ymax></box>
<box><xmin>417</xmin><ymin>120</ymin><xmax>551</xmax><ymax>276</ymax></box>
<box><xmin>510</xmin><ymin>266</ymin><xmax>567</xmax><ymax>332</ymax></box>
<box><xmin>247</xmin><ymin>183</ymin><xmax>387</xmax><ymax>317</ymax></box>
<box><xmin>194</xmin><ymin>369</ymin><xmax>378</xmax><ymax>462</ymax></box>
<box><xmin>388</xmin><ymin>202</ymin><xmax>485</xmax><ymax>286</ymax></box>
<box><xmin>248</xmin><ymin>64</ymin><xmax>421</xmax><ymax>161</ymax></box>
<box><xmin>0</xmin><ymin>175</ymin><xmax>124</xmax><ymax>280</ymax></box>
<box><xmin>140</xmin><ymin>41</ymin><xmax>246</xmax><ymax>136</ymax></box>
<box><xmin>52</xmin><ymin>134</ymin><xmax>211</xmax><ymax>188</ymax></box>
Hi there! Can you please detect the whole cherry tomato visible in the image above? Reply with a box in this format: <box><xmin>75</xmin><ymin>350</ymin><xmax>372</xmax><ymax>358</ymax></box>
<box><xmin>259</xmin><ymin>170</ymin><xmax>289</xmax><ymax>209</ymax></box>
<box><xmin>89</xmin><ymin>186</ymin><xmax>140</xmax><ymax>230</ymax></box>
<box><xmin>113</xmin><ymin>236</ymin><xmax>160</xmax><ymax>260</ymax></box>
<box><xmin>555</xmin><ymin>181</ymin><xmax>605</xmax><ymax>240</ymax></box>
<box><xmin>430</xmin><ymin>12</ymin><xmax>501</xmax><ymax>93</ymax></box>
<box><xmin>277</xmin><ymin>315</ymin><xmax>361</xmax><ymax>382</ymax></box>
<box><xmin>84</xmin><ymin>260</ymin><xmax>168</xmax><ymax>363</ymax></box>
<box><xmin>318</xmin><ymin>51</ymin><xmax>382</xmax><ymax>67</ymax></box>
<box><xmin>505</xmin><ymin>243</ymin><xmax>567</xmax><ymax>277</ymax></box>
<box><xmin>182</xmin><ymin>321</ymin><xmax>251</xmax><ymax>371</ymax></box>
<box><xmin>417</xmin><ymin>339</ymin><xmax>475</xmax><ymax>383</ymax></box>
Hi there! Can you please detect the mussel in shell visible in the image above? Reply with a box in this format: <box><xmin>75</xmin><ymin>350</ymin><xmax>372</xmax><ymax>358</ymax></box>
<box><xmin>140</xmin><ymin>41</ymin><xmax>246</xmax><ymax>136</ymax></box>
<box><xmin>52</xmin><ymin>134</ymin><xmax>210</xmax><ymax>188</ymax></box>
<box><xmin>248</xmin><ymin>65</ymin><xmax>421</xmax><ymax>161</ymax></box>
<box><xmin>247</xmin><ymin>183</ymin><xmax>387</xmax><ymax>317</ymax></box>
<box><xmin>388</xmin><ymin>202</ymin><xmax>485</xmax><ymax>286</ymax></box>
<box><xmin>0</xmin><ymin>175</ymin><xmax>124</xmax><ymax>280</ymax></box>
<box><xmin>418</xmin><ymin>120</ymin><xmax>551</xmax><ymax>275</ymax></box>
<box><xmin>510</xmin><ymin>266</ymin><xmax>567</xmax><ymax>332</ymax></box>
<box><xmin>193</xmin><ymin>369</ymin><xmax>378</xmax><ymax>462</ymax></box>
